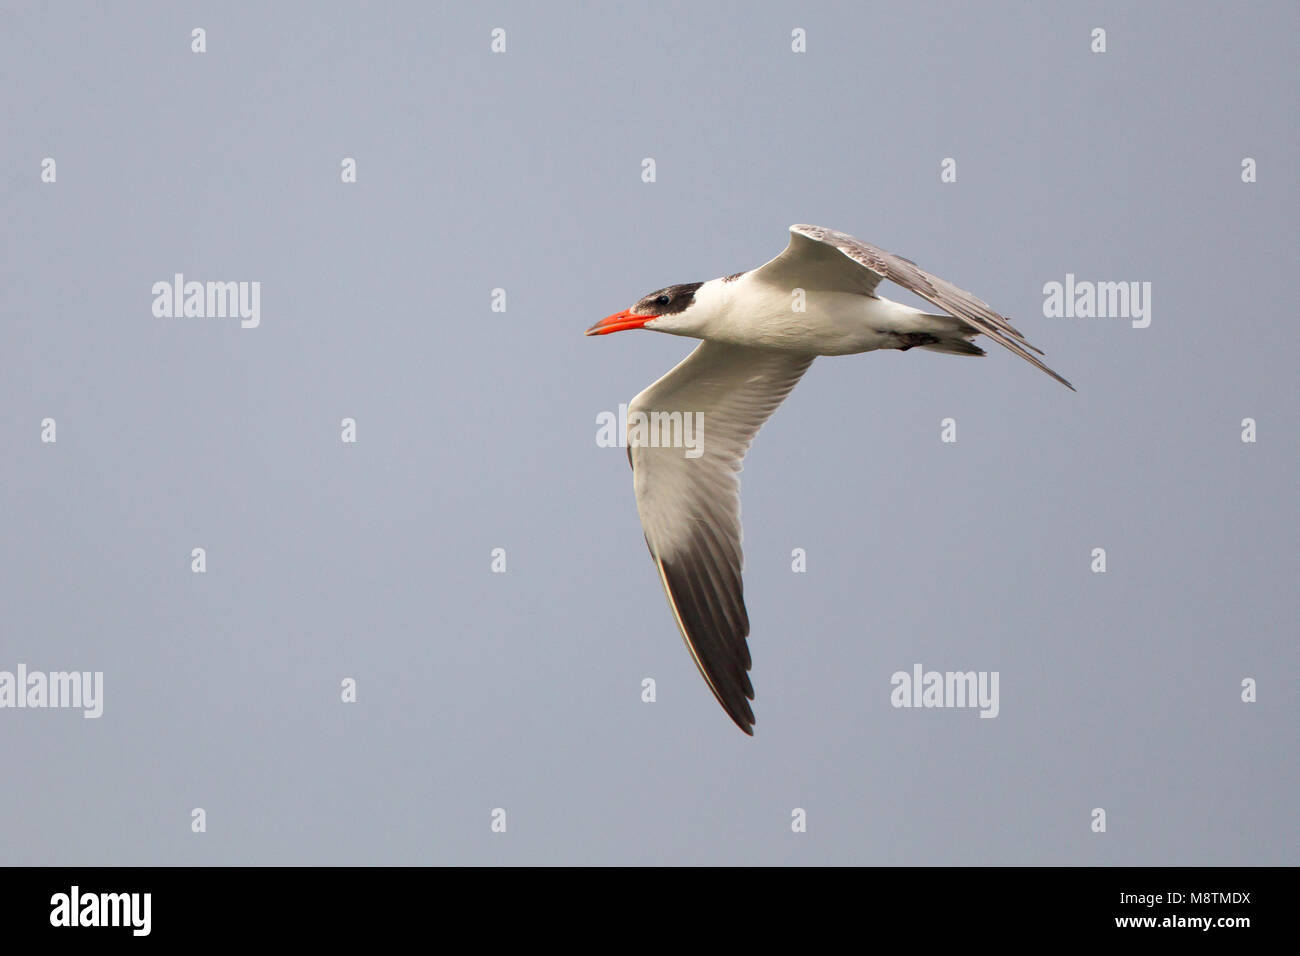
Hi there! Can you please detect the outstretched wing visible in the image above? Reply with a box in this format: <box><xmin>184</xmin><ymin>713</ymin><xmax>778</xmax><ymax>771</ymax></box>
<box><xmin>629</xmin><ymin>341</ymin><xmax>815</xmax><ymax>734</ymax></box>
<box><xmin>753</xmin><ymin>224</ymin><xmax>1073</xmax><ymax>389</ymax></box>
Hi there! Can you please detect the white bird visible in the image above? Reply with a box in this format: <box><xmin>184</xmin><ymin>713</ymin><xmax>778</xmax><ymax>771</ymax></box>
<box><xmin>587</xmin><ymin>225</ymin><xmax>1072</xmax><ymax>734</ymax></box>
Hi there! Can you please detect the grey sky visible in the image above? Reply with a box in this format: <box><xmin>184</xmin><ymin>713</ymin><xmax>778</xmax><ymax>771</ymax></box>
<box><xmin>1</xmin><ymin>1</ymin><xmax>1296</xmax><ymax>865</ymax></box>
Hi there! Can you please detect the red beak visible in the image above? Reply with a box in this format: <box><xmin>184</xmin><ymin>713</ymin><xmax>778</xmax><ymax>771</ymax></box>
<box><xmin>585</xmin><ymin>309</ymin><xmax>659</xmax><ymax>336</ymax></box>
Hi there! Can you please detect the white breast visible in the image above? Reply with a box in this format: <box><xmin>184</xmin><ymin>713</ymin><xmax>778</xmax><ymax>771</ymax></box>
<box><xmin>710</xmin><ymin>272</ymin><xmax>914</xmax><ymax>355</ymax></box>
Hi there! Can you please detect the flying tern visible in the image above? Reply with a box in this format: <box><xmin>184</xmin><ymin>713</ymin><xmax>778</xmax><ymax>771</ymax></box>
<box><xmin>587</xmin><ymin>224</ymin><xmax>1072</xmax><ymax>734</ymax></box>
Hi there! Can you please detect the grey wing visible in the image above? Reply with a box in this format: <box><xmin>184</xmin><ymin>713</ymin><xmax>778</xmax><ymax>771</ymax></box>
<box><xmin>629</xmin><ymin>341</ymin><xmax>815</xmax><ymax>734</ymax></box>
<box><xmin>760</xmin><ymin>225</ymin><xmax>1073</xmax><ymax>390</ymax></box>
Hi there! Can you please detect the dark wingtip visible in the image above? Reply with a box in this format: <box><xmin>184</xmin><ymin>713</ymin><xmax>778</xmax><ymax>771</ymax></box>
<box><xmin>722</xmin><ymin>693</ymin><xmax>756</xmax><ymax>735</ymax></box>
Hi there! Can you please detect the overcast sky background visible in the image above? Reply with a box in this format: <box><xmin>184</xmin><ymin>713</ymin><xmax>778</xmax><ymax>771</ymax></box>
<box><xmin>2</xmin><ymin>1</ymin><xmax>1296</xmax><ymax>865</ymax></box>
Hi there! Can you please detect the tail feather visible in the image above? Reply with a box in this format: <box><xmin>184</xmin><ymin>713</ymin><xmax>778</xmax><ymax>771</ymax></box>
<box><xmin>912</xmin><ymin>311</ymin><xmax>985</xmax><ymax>357</ymax></box>
<box><xmin>891</xmin><ymin>309</ymin><xmax>1072</xmax><ymax>388</ymax></box>
<box><xmin>920</xmin><ymin>337</ymin><xmax>985</xmax><ymax>357</ymax></box>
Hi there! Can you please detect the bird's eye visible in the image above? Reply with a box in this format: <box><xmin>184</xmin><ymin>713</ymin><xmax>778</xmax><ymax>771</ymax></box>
<box><xmin>656</xmin><ymin>294</ymin><xmax>671</xmax><ymax>306</ymax></box>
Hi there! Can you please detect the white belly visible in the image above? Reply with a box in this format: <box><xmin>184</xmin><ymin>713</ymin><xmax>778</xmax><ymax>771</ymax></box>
<box><xmin>716</xmin><ymin>279</ymin><xmax>927</xmax><ymax>355</ymax></box>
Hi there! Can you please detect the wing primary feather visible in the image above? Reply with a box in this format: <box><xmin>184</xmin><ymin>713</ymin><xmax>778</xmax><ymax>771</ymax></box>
<box><xmin>786</xmin><ymin>225</ymin><xmax>1074</xmax><ymax>390</ymax></box>
<box><xmin>657</xmin><ymin>557</ymin><xmax>756</xmax><ymax>734</ymax></box>
<box><xmin>630</xmin><ymin>343</ymin><xmax>813</xmax><ymax>734</ymax></box>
